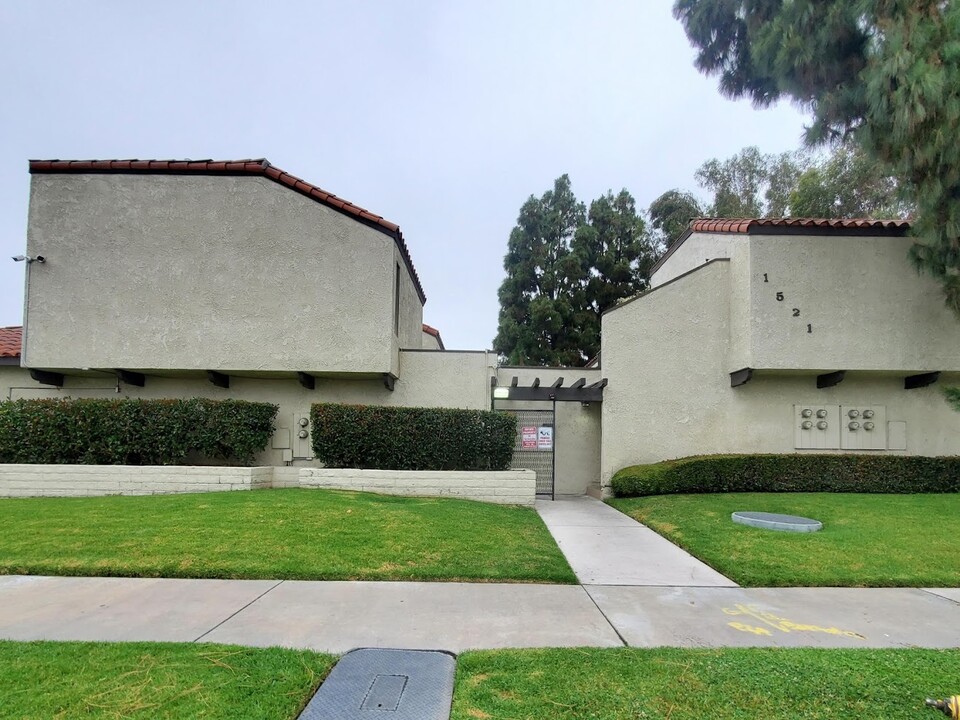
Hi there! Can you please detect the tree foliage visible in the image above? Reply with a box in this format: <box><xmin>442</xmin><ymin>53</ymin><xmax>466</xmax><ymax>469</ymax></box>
<box><xmin>494</xmin><ymin>178</ymin><xmax>655</xmax><ymax>366</ymax></box>
<box><xmin>673</xmin><ymin>0</ymin><xmax>960</xmax><ymax>314</ymax></box>
<box><xmin>647</xmin><ymin>141</ymin><xmax>903</xmax><ymax>248</ymax></box>
<box><xmin>790</xmin><ymin>142</ymin><xmax>911</xmax><ymax>219</ymax></box>
<box><xmin>648</xmin><ymin>189</ymin><xmax>704</xmax><ymax>250</ymax></box>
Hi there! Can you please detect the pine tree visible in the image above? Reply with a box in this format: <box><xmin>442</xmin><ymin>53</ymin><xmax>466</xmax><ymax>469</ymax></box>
<box><xmin>493</xmin><ymin>175</ymin><xmax>586</xmax><ymax>366</ymax></box>
<box><xmin>494</xmin><ymin>180</ymin><xmax>655</xmax><ymax>366</ymax></box>
<box><xmin>573</xmin><ymin>190</ymin><xmax>655</xmax><ymax>360</ymax></box>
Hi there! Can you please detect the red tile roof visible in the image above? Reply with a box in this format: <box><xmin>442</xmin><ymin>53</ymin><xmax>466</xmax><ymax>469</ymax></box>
<box><xmin>29</xmin><ymin>158</ymin><xmax>426</xmax><ymax>304</ymax></box>
<box><xmin>691</xmin><ymin>217</ymin><xmax>911</xmax><ymax>233</ymax></box>
<box><xmin>422</xmin><ymin>323</ymin><xmax>445</xmax><ymax>350</ymax></box>
<box><xmin>0</xmin><ymin>326</ymin><xmax>22</xmax><ymax>358</ymax></box>
<box><xmin>651</xmin><ymin>216</ymin><xmax>912</xmax><ymax>277</ymax></box>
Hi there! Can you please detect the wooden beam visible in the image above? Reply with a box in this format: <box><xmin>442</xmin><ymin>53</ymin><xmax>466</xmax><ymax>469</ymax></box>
<box><xmin>587</xmin><ymin>378</ymin><xmax>608</xmax><ymax>389</ymax></box>
<box><xmin>207</xmin><ymin>370</ymin><xmax>230</xmax><ymax>389</ymax></box>
<box><xmin>505</xmin><ymin>386</ymin><xmax>606</xmax><ymax>402</ymax></box>
<box><xmin>730</xmin><ymin>368</ymin><xmax>753</xmax><ymax>387</ymax></box>
<box><xmin>551</xmin><ymin>377</ymin><xmax>564</xmax><ymax>388</ymax></box>
<box><xmin>115</xmin><ymin>369</ymin><xmax>145</xmax><ymax>387</ymax></box>
<box><xmin>531</xmin><ymin>378</ymin><xmax>540</xmax><ymax>388</ymax></box>
<box><xmin>30</xmin><ymin>368</ymin><xmax>64</xmax><ymax>387</ymax></box>
<box><xmin>904</xmin><ymin>371</ymin><xmax>940</xmax><ymax>390</ymax></box>
<box><xmin>816</xmin><ymin>370</ymin><xmax>845</xmax><ymax>389</ymax></box>
<box><xmin>571</xmin><ymin>378</ymin><xmax>586</xmax><ymax>389</ymax></box>
<box><xmin>383</xmin><ymin>373</ymin><xmax>396</xmax><ymax>392</ymax></box>
<box><xmin>510</xmin><ymin>376</ymin><xmax>519</xmax><ymax>387</ymax></box>
<box><xmin>297</xmin><ymin>372</ymin><xmax>315</xmax><ymax>390</ymax></box>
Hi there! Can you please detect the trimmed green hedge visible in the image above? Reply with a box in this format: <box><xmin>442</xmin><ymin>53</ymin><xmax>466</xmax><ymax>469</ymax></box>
<box><xmin>610</xmin><ymin>454</ymin><xmax>960</xmax><ymax>497</ymax></box>
<box><xmin>0</xmin><ymin>398</ymin><xmax>277</xmax><ymax>465</ymax></box>
<box><xmin>310</xmin><ymin>403</ymin><xmax>516</xmax><ymax>471</ymax></box>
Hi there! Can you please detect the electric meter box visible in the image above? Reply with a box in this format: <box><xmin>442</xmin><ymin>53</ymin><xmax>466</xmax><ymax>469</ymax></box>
<box><xmin>293</xmin><ymin>412</ymin><xmax>313</xmax><ymax>459</ymax></box>
<box><xmin>839</xmin><ymin>405</ymin><xmax>887</xmax><ymax>450</ymax></box>
<box><xmin>794</xmin><ymin>405</ymin><xmax>840</xmax><ymax>449</ymax></box>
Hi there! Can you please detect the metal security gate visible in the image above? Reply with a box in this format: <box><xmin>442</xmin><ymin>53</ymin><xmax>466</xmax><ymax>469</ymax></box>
<box><xmin>504</xmin><ymin>409</ymin><xmax>554</xmax><ymax>497</ymax></box>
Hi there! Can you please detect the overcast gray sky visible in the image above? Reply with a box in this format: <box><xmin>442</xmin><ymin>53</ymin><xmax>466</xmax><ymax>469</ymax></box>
<box><xmin>0</xmin><ymin>1</ymin><xmax>809</xmax><ymax>350</ymax></box>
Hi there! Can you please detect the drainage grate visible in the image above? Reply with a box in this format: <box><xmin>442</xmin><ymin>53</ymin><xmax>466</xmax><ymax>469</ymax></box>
<box><xmin>298</xmin><ymin>648</ymin><xmax>455</xmax><ymax>719</ymax></box>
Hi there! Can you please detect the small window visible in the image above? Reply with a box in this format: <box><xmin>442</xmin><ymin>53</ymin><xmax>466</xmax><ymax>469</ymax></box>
<box><xmin>394</xmin><ymin>263</ymin><xmax>401</xmax><ymax>336</ymax></box>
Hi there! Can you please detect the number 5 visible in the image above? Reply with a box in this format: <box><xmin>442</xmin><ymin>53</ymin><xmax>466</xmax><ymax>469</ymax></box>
<box><xmin>776</xmin><ymin>292</ymin><xmax>784</xmax><ymax>301</ymax></box>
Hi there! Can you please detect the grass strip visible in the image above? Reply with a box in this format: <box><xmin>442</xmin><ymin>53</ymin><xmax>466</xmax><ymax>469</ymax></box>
<box><xmin>452</xmin><ymin>647</ymin><xmax>960</xmax><ymax>719</ymax></box>
<box><xmin>1</xmin><ymin>640</ymin><xmax>335</xmax><ymax>719</ymax></box>
<box><xmin>609</xmin><ymin>492</ymin><xmax>960</xmax><ymax>586</ymax></box>
<box><xmin>0</xmin><ymin>488</ymin><xmax>576</xmax><ymax>583</ymax></box>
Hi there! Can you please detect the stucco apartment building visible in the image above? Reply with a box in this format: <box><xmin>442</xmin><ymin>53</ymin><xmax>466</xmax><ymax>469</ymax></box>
<box><xmin>3</xmin><ymin>160</ymin><xmax>959</xmax><ymax>496</ymax></box>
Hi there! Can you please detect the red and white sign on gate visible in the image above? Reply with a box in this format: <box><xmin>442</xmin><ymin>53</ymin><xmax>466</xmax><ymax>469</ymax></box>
<box><xmin>521</xmin><ymin>426</ymin><xmax>538</xmax><ymax>449</ymax></box>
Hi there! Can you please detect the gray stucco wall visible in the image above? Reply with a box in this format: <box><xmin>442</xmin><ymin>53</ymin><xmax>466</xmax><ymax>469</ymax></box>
<box><xmin>746</xmin><ymin>234</ymin><xmax>960</xmax><ymax>372</ymax></box>
<box><xmin>394</xmin><ymin>246</ymin><xmax>425</xmax><ymax>363</ymax></box>
<box><xmin>602</xmin><ymin>261</ymin><xmax>733</xmax><ymax>484</ymax></box>
<box><xmin>600</xmin><ymin>259</ymin><xmax>960</xmax><ymax>489</ymax></box>
<box><xmin>25</xmin><ymin>174</ymin><xmax>417</xmax><ymax>375</ymax></box>
<box><xmin>421</xmin><ymin>330</ymin><xmax>443</xmax><ymax>350</ymax></box>
<box><xmin>651</xmin><ymin>232</ymin><xmax>741</xmax><ymax>287</ymax></box>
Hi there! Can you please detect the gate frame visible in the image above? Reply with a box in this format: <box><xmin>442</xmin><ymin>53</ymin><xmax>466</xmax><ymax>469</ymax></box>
<box><xmin>491</xmin><ymin>375</ymin><xmax>607</xmax><ymax>501</ymax></box>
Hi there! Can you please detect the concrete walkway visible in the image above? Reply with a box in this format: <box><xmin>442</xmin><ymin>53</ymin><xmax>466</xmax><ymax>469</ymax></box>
<box><xmin>2</xmin><ymin>575</ymin><xmax>960</xmax><ymax>651</ymax></box>
<box><xmin>536</xmin><ymin>496</ymin><xmax>737</xmax><ymax>586</ymax></box>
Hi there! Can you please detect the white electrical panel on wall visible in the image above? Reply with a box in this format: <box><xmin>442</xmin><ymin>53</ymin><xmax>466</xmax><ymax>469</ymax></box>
<box><xmin>794</xmin><ymin>405</ymin><xmax>840</xmax><ymax>449</ymax></box>
<box><xmin>839</xmin><ymin>405</ymin><xmax>887</xmax><ymax>450</ymax></box>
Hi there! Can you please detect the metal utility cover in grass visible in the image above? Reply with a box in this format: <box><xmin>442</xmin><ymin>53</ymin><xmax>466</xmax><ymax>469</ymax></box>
<box><xmin>298</xmin><ymin>648</ymin><xmax>455</xmax><ymax>719</ymax></box>
<box><xmin>732</xmin><ymin>511</ymin><xmax>823</xmax><ymax>533</ymax></box>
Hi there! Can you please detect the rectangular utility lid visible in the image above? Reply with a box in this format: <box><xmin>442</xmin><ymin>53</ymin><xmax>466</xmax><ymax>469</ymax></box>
<box><xmin>299</xmin><ymin>648</ymin><xmax>455</xmax><ymax>719</ymax></box>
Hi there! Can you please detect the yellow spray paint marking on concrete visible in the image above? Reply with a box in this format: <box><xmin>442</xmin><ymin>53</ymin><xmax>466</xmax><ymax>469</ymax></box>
<box><xmin>722</xmin><ymin>604</ymin><xmax>865</xmax><ymax>639</ymax></box>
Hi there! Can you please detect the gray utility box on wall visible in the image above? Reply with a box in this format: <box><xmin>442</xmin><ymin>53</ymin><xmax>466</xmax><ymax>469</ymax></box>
<box><xmin>292</xmin><ymin>413</ymin><xmax>313</xmax><ymax>460</ymax></box>
<box><xmin>794</xmin><ymin>404</ymin><xmax>892</xmax><ymax>450</ymax></box>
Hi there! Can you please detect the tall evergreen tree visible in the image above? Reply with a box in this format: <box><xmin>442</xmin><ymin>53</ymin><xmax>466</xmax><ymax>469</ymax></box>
<box><xmin>493</xmin><ymin>175</ymin><xmax>586</xmax><ymax>366</ymax></box>
<box><xmin>494</xmin><ymin>180</ymin><xmax>655</xmax><ymax>366</ymax></box>
<box><xmin>573</xmin><ymin>190</ymin><xmax>655</xmax><ymax>360</ymax></box>
<box><xmin>673</xmin><ymin>0</ymin><xmax>960</xmax><ymax>314</ymax></box>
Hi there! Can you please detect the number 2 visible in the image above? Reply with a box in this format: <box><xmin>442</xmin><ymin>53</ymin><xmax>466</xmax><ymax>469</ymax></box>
<box><xmin>792</xmin><ymin>308</ymin><xmax>800</xmax><ymax>317</ymax></box>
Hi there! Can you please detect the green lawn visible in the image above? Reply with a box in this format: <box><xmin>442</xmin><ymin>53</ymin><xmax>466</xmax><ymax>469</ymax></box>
<box><xmin>609</xmin><ymin>493</ymin><xmax>960</xmax><ymax>587</ymax></box>
<box><xmin>452</xmin><ymin>647</ymin><xmax>960</xmax><ymax>720</ymax></box>
<box><xmin>6</xmin><ymin>642</ymin><xmax>957</xmax><ymax>720</ymax></box>
<box><xmin>0</xmin><ymin>488</ymin><xmax>576</xmax><ymax>583</ymax></box>
<box><xmin>2</xmin><ymin>641</ymin><xmax>335</xmax><ymax>719</ymax></box>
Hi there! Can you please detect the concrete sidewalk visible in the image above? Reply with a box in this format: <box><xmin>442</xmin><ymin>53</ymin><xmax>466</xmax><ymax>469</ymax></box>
<box><xmin>536</xmin><ymin>496</ymin><xmax>737</xmax><ymax>586</ymax></box>
<box><xmin>1</xmin><ymin>496</ymin><xmax>957</xmax><ymax>652</ymax></box>
<box><xmin>3</xmin><ymin>575</ymin><xmax>959</xmax><ymax>652</ymax></box>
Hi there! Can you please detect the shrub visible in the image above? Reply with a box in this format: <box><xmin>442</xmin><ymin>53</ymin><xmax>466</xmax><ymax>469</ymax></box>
<box><xmin>947</xmin><ymin>387</ymin><xmax>960</xmax><ymax>412</ymax></box>
<box><xmin>610</xmin><ymin>454</ymin><xmax>960</xmax><ymax>497</ymax></box>
<box><xmin>310</xmin><ymin>403</ymin><xmax>516</xmax><ymax>471</ymax></box>
<box><xmin>0</xmin><ymin>398</ymin><xmax>277</xmax><ymax>465</ymax></box>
